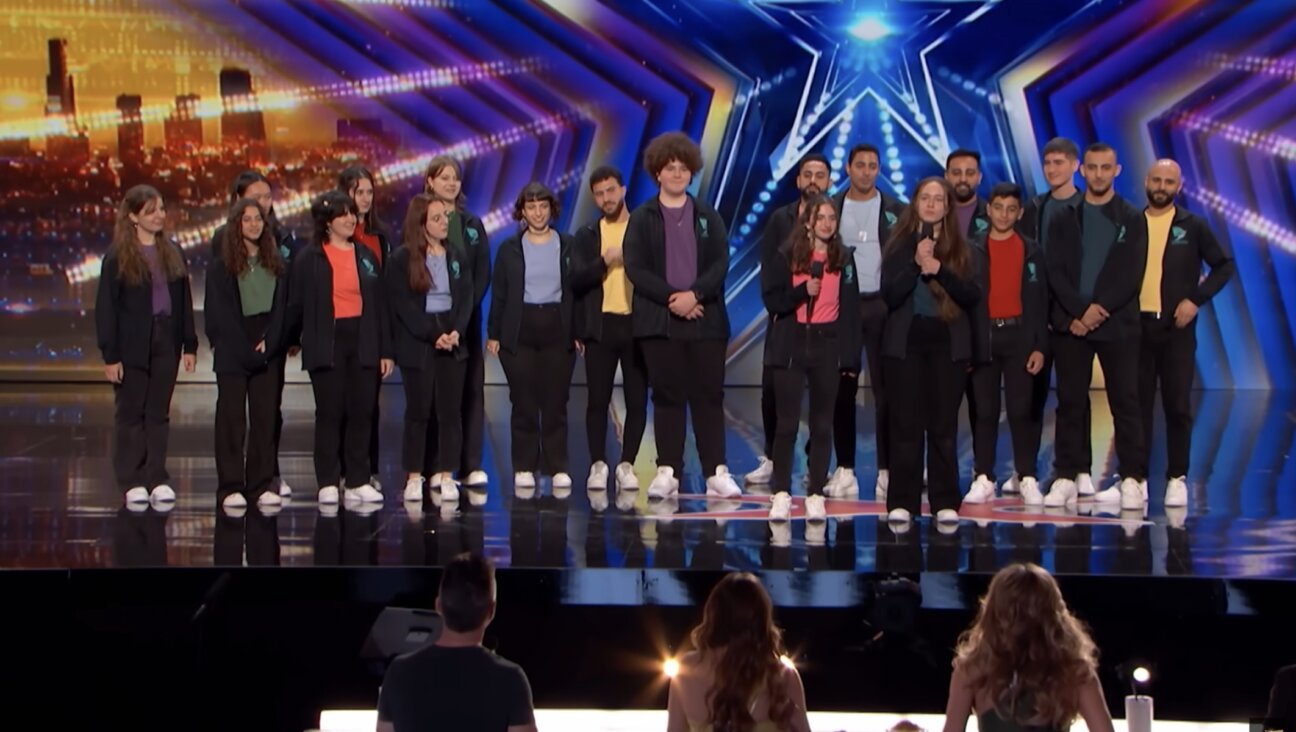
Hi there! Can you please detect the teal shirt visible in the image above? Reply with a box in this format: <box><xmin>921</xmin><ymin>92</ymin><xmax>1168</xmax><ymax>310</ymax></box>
<box><xmin>913</xmin><ymin>277</ymin><xmax>939</xmax><ymax>316</ymax></box>
<box><xmin>237</xmin><ymin>255</ymin><xmax>276</xmax><ymax>316</ymax></box>
<box><xmin>1078</xmin><ymin>203</ymin><xmax>1116</xmax><ymax>302</ymax></box>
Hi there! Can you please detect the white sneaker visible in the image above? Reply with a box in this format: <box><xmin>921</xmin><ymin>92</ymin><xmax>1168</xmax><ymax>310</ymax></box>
<box><xmin>805</xmin><ymin>494</ymin><xmax>827</xmax><ymax>522</ymax></box>
<box><xmin>345</xmin><ymin>484</ymin><xmax>384</xmax><ymax>503</ymax></box>
<box><xmin>875</xmin><ymin>469</ymin><xmax>890</xmax><ymax>502</ymax></box>
<box><xmin>222</xmin><ymin>492</ymin><xmax>247</xmax><ymax>510</ymax></box>
<box><xmin>768</xmin><ymin>491</ymin><xmax>792</xmax><ymax>521</ymax></box>
<box><xmin>1019</xmin><ymin>477</ymin><xmax>1044</xmax><ymax>505</ymax></box>
<box><xmin>125</xmin><ymin>486</ymin><xmax>150</xmax><ymax>504</ymax></box>
<box><xmin>1077</xmin><ymin>473</ymin><xmax>1096</xmax><ymax>496</ymax></box>
<box><xmin>805</xmin><ymin>521</ymin><xmax>827</xmax><ymax>545</ymax></box>
<box><xmin>1165</xmin><ymin>476</ymin><xmax>1188</xmax><ymax>507</ymax></box>
<box><xmin>1002</xmin><ymin>473</ymin><xmax>1021</xmax><ymax>494</ymax></box>
<box><xmin>403</xmin><ymin>477</ymin><xmax>424</xmax><ymax>502</ymax></box>
<box><xmin>514</xmin><ymin>471</ymin><xmax>536</xmax><ymax>488</ymax></box>
<box><xmin>745</xmin><ymin>456</ymin><xmax>774</xmax><ymax>484</ymax></box>
<box><xmin>221</xmin><ymin>502</ymin><xmax>246</xmax><ymax>519</ymax></box>
<box><xmin>824</xmin><ymin>467</ymin><xmax>859</xmax><ymax>498</ymax></box>
<box><xmin>615</xmin><ymin>462</ymin><xmax>639</xmax><ymax>490</ymax></box>
<box><xmin>935</xmin><ymin>508</ymin><xmax>960</xmax><ymax>524</ymax></box>
<box><xmin>553</xmin><ymin>472</ymin><xmax>573</xmax><ymax>489</ymax></box>
<box><xmin>439</xmin><ymin>476</ymin><xmax>459</xmax><ymax>502</ymax></box>
<box><xmin>1120</xmin><ymin>477</ymin><xmax>1146</xmax><ymax>509</ymax></box>
<box><xmin>370</xmin><ymin>475</ymin><xmax>383</xmax><ymax>492</ymax></box>
<box><xmin>648</xmin><ymin>466</ymin><xmax>679</xmax><ymax>499</ymax></box>
<box><xmin>706</xmin><ymin>466</ymin><xmax>742</xmax><ymax>498</ymax></box>
<box><xmin>275</xmin><ymin>477</ymin><xmax>293</xmax><ymax>497</ymax></box>
<box><xmin>317</xmin><ymin>485</ymin><xmax>340</xmax><ymax>504</ymax></box>
<box><xmin>887</xmin><ymin>507</ymin><xmax>911</xmax><ymax>523</ymax></box>
<box><xmin>465</xmin><ymin>470</ymin><xmax>489</xmax><ymax>486</ymax></box>
<box><xmin>467</xmin><ymin>488</ymin><xmax>487</xmax><ymax>507</ymax></box>
<box><xmin>256</xmin><ymin>491</ymin><xmax>282</xmax><ymax>508</ymax></box>
<box><xmin>769</xmin><ymin>521</ymin><xmax>792</xmax><ymax>547</ymax></box>
<box><xmin>318</xmin><ymin>503</ymin><xmax>339</xmax><ymax>517</ymax></box>
<box><xmin>963</xmin><ymin>474</ymin><xmax>996</xmax><ymax>504</ymax></box>
<box><xmin>1043</xmin><ymin>479</ymin><xmax>1077</xmax><ymax>507</ymax></box>
<box><xmin>515</xmin><ymin>484</ymin><xmax>536</xmax><ymax>500</ymax></box>
<box><xmin>1092</xmin><ymin>485</ymin><xmax>1122</xmax><ymax>502</ymax></box>
<box><xmin>587</xmin><ymin>461</ymin><xmax>609</xmax><ymax>490</ymax></box>
<box><xmin>150</xmin><ymin>484</ymin><xmax>176</xmax><ymax>502</ymax></box>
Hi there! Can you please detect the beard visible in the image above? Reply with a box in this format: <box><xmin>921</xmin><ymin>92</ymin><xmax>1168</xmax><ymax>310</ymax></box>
<box><xmin>1146</xmin><ymin>188</ymin><xmax>1175</xmax><ymax>208</ymax></box>
<box><xmin>954</xmin><ymin>184</ymin><xmax>975</xmax><ymax>203</ymax></box>
<box><xmin>601</xmin><ymin>200</ymin><xmax>625</xmax><ymax>219</ymax></box>
<box><xmin>1087</xmin><ymin>180</ymin><xmax>1111</xmax><ymax>197</ymax></box>
<box><xmin>800</xmin><ymin>184</ymin><xmax>822</xmax><ymax>200</ymax></box>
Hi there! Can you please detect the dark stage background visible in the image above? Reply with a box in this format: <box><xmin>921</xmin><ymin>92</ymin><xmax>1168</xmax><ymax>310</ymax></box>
<box><xmin>0</xmin><ymin>0</ymin><xmax>1293</xmax><ymax>388</ymax></box>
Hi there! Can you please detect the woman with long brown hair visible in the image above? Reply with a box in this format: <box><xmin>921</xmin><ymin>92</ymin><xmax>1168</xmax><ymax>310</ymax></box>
<box><xmin>95</xmin><ymin>184</ymin><xmax>198</xmax><ymax>506</ymax></box>
<box><xmin>943</xmin><ymin>563</ymin><xmax>1114</xmax><ymax>732</ymax></box>
<box><xmin>880</xmin><ymin>177</ymin><xmax>984</xmax><ymax>525</ymax></box>
<box><xmin>667</xmin><ymin>573</ymin><xmax>810</xmax><ymax>732</ymax></box>
<box><xmin>386</xmin><ymin>194</ymin><xmax>473</xmax><ymax>506</ymax></box>
<box><xmin>424</xmin><ymin>156</ymin><xmax>492</xmax><ymax>488</ymax></box>
<box><xmin>760</xmin><ymin>194</ymin><xmax>860</xmax><ymax>529</ymax></box>
<box><xmin>204</xmin><ymin>197</ymin><xmax>288</xmax><ymax>512</ymax></box>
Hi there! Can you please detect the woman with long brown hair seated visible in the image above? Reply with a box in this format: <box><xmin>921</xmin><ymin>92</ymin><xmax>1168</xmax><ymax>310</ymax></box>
<box><xmin>943</xmin><ymin>563</ymin><xmax>1114</xmax><ymax>732</ymax></box>
<box><xmin>667</xmin><ymin>573</ymin><xmax>811</xmax><ymax>732</ymax></box>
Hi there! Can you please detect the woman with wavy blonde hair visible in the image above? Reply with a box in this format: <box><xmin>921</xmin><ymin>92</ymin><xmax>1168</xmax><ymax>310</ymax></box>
<box><xmin>942</xmin><ymin>563</ymin><xmax>1114</xmax><ymax>732</ymax></box>
<box><xmin>667</xmin><ymin>573</ymin><xmax>810</xmax><ymax>732</ymax></box>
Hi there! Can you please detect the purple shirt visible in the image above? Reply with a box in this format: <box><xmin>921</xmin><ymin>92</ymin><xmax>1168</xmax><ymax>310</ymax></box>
<box><xmin>141</xmin><ymin>244</ymin><xmax>172</xmax><ymax>316</ymax></box>
<box><xmin>955</xmin><ymin>201</ymin><xmax>977</xmax><ymax>237</ymax></box>
<box><xmin>661</xmin><ymin>198</ymin><xmax>697</xmax><ymax>291</ymax></box>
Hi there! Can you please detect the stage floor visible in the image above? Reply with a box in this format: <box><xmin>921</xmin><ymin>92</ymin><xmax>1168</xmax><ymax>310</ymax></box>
<box><xmin>2</xmin><ymin>383</ymin><xmax>1294</xmax><ymax>587</ymax></box>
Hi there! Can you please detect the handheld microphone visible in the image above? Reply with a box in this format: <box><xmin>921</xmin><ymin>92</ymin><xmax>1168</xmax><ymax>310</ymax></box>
<box><xmin>807</xmin><ymin>260</ymin><xmax>825</xmax><ymax>319</ymax></box>
<box><xmin>918</xmin><ymin>222</ymin><xmax>936</xmax><ymax>279</ymax></box>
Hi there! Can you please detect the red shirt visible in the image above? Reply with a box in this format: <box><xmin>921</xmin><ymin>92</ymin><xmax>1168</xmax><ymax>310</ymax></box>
<box><xmin>354</xmin><ymin>220</ymin><xmax>383</xmax><ymax>266</ymax></box>
<box><xmin>987</xmin><ymin>232</ymin><xmax>1024</xmax><ymax>319</ymax></box>
<box><xmin>324</xmin><ymin>244</ymin><xmax>363</xmax><ymax>319</ymax></box>
<box><xmin>791</xmin><ymin>250</ymin><xmax>841</xmax><ymax>324</ymax></box>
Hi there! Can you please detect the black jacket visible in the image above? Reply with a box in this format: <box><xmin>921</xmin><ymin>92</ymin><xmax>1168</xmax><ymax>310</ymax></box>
<box><xmin>1144</xmin><ymin>207</ymin><xmax>1234</xmax><ymax>318</ymax></box>
<box><xmin>1046</xmin><ymin>194</ymin><xmax>1148</xmax><ymax>342</ymax></box>
<box><xmin>570</xmin><ymin>217</ymin><xmax>631</xmax><ymax>342</ymax></box>
<box><xmin>203</xmin><ymin>257</ymin><xmax>289</xmax><ymax>374</ymax></box>
<box><xmin>486</xmin><ymin>232</ymin><xmax>576</xmax><ymax>354</ymax></box>
<box><xmin>623</xmin><ymin>196</ymin><xmax>730</xmax><ymax>341</ymax></box>
<box><xmin>95</xmin><ymin>243</ymin><xmax>198</xmax><ymax>368</ymax></box>
<box><xmin>761</xmin><ymin>244</ymin><xmax>862</xmax><ymax>373</ymax></box>
<box><xmin>880</xmin><ymin>234</ymin><xmax>985</xmax><ymax>362</ymax></box>
<box><xmin>1019</xmin><ymin>189</ymin><xmax>1083</xmax><ymax>244</ymax></box>
<box><xmin>454</xmin><ymin>210</ymin><xmax>492</xmax><ymax>346</ymax></box>
<box><xmin>284</xmin><ymin>243</ymin><xmax>391</xmax><ymax>371</ymax></box>
<box><xmin>384</xmin><ymin>245</ymin><xmax>473</xmax><ymax>368</ymax></box>
<box><xmin>968</xmin><ymin>231</ymin><xmax>1049</xmax><ymax>359</ymax></box>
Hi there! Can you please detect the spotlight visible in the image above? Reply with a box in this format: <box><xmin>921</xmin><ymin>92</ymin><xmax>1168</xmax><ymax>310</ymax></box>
<box><xmin>779</xmin><ymin>655</ymin><xmax>796</xmax><ymax>670</ymax></box>
<box><xmin>663</xmin><ymin>657</ymin><xmax>680</xmax><ymax>678</ymax></box>
<box><xmin>1132</xmin><ymin>666</ymin><xmax>1151</xmax><ymax>684</ymax></box>
<box><xmin>849</xmin><ymin>14</ymin><xmax>892</xmax><ymax>43</ymax></box>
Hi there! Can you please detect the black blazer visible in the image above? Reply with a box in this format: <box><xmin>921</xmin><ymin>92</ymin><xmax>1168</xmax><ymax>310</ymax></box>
<box><xmin>761</xmin><ymin>244</ymin><xmax>862</xmax><ymax>373</ymax></box>
<box><xmin>384</xmin><ymin>245</ymin><xmax>473</xmax><ymax>368</ymax></box>
<box><xmin>486</xmin><ymin>231</ymin><xmax>576</xmax><ymax>354</ymax></box>
<box><xmin>570</xmin><ymin>217</ymin><xmax>630</xmax><ymax>342</ymax></box>
<box><xmin>880</xmin><ymin>233</ymin><xmax>984</xmax><ymax>362</ymax></box>
<box><xmin>967</xmin><ymin>232</ymin><xmax>1050</xmax><ymax>360</ymax></box>
<box><xmin>1046</xmin><ymin>194</ymin><xmax>1148</xmax><ymax>342</ymax></box>
<box><xmin>1144</xmin><ymin>207</ymin><xmax>1235</xmax><ymax>318</ymax></box>
<box><xmin>1019</xmin><ymin>189</ymin><xmax>1083</xmax><ymax>244</ymax></box>
<box><xmin>454</xmin><ymin>210</ymin><xmax>492</xmax><ymax>346</ymax></box>
<box><xmin>203</xmin><ymin>257</ymin><xmax>289</xmax><ymax>374</ymax></box>
<box><xmin>623</xmin><ymin>196</ymin><xmax>730</xmax><ymax>341</ymax></box>
<box><xmin>284</xmin><ymin>243</ymin><xmax>391</xmax><ymax>371</ymax></box>
<box><xmin>95</xmin><ymin>243</ymin><xmax>198</xmax><ymax>368</ymax></box>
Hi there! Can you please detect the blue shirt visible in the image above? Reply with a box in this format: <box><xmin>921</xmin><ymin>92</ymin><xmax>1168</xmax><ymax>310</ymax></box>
<box><xmin>1079</xmin><ymin>203</ymin><xmax>1116</xmax><ymax>302</ymax></box>
<box><xmin>913</xmin><ymin>277</ymin><xmax>938</xmax><ymax>316</ymax></box>
<box><xmin>522</xmin><ymin>230</ymin><xmax>562</xmax><ymax>305</ymax></box>
<box><xmin>842</xmin><ymin>196</ymin><xmax>882</xmax><ymax>293</ymax></box>
<box><xmin>424</xmin><ymin>250</ymin><xmax>452</xmax><ymax>314</ymax></box>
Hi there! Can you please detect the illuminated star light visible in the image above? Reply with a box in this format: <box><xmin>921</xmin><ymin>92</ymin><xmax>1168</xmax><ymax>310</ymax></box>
<box><xmin>0</xmin><ymin>57</ymin><xmax>545</xmax><ymax>141</ymax></box>
<box><xmin>1170</xmin><ymin>111</ymin><xmax>1296</xmax><ymax>162</ymax></box>
<box><xmin>1204</xmin><ymin>53</ymin><xmax>1296</xmax><ymax>83</ymax></box>
<box><xmin>1184</xmin><ymin>187</ymin><xmax>1296</xmax><ymax>255</ymax></box>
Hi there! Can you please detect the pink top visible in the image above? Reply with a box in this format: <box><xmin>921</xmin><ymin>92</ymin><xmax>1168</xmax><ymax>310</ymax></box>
<box><xmin>791</xmin><ymin>249</ymin><xmax>840</xmax><ymax>324</ymax></box>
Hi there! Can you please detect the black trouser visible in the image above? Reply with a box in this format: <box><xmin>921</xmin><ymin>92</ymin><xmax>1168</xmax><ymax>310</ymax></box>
<box><xmin>271</xmin><ymin>355</ymin><xmax>286</xmax><ymax>480</ymax></box>
<box><xmin>584</xmin><ymin>313</ymin><xmax>648</xmax><ymax>465</ymax></box>
<box><xmin>1139</xmin><ymin>314</ymin><xmax>1196</xmax><ymax>479</ymax></box>
<box><xmin>1040</xmin><ymin>333</ymin><xmax>1091</xmax><ymax>473</ymax></box>
<box><xmin>883</xmin><ymin>316</ymin><xmax>966</xmax><ymax>514</ymax></box>
<box><xmin>771</xmin><ymin>324</ymin><xmax>840</xmax><ymax>496</ymax></box>
<box><xmin>309</xmin><ymin>317</ymin><xmax>379</xmax><ymax>489</ymax></box>
<box><xmin>112</xmin><ymin>314</ymin><xmax>179</xmax><ymax>489</ymax></box>
<box><xmin>401</xmin><ymin>313</ymin><xmax>468</xmax><ymax>476</ymax></box>
<box><xmin>640</xmin><ymin>336</ymin><xmax>727</xmax><ymax>475</ymax></box>
<box><xmin>970</xmin><ymin>321</ymin><xmax>1041</xmax><ymax>479</ymax></box>
<box><xmin>214</xmin><ymin>313</ymin><xmax>282</xmax><ymax>499</ymax></box>
<box><xmin>834</xmin><ymin>294</ymin><xmax>888</xmax><ymax>470</ymax></box>
<box><xmin>340</xmin><ymin>373</ymin><xmax>381</xmax><ymax>481</ymax></box>
<box><xmin>498</xmin><ymin>305</ymin><xmax>574</xmax><ymax>474</ymax></box>
<box><xmin>1053</xmin><ymin>332</ymin><xmax>1145</xmax><ymax>481</ymax></box>
<box><xmin>461</xmin><ymin>313</ymin><xmax>487</xmax><ymax>474</ymax></box>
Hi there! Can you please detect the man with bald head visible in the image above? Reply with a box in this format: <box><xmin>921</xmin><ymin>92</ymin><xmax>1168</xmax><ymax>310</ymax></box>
<box><xmin>1138</xmin><ymin>158</ymin><xmax>1234</xmax><ymax>507</ymax></box>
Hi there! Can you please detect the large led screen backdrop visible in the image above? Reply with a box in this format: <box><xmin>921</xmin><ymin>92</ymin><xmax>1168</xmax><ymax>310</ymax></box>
<box><xmin>0</xmin><ymin>0</ymin><xmax>1292</xmax><ymax>387</ymax></box>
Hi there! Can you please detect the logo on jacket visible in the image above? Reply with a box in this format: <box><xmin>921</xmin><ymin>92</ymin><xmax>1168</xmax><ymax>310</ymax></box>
<box><xmin>1170</xmin><ymin>225</ymin><xmax>1188</xmax><ymax>245</ymax></box>
<box><xmin>975</xmin><ymin>218</ymin><xmax>989</xmax><ymax>233</ymax></box>
<box><xmin>1027</xmin><ymin>262</ymin><xmax>1038</xmax><ymax>283</ymax></box>
<box><xmin>451</xmin><ymin>260</ymin><xmax>461</xmax><ymax>279</ymax></box>
<box><xmin>885</xmin><ymin>211</ymin><xmax>898</xmax><ymax>226</ymax></box>
<box><xmin>699</xmin><ymin>218</ymin><xmax>710</xmax><ymax>239</ymax></box>
<box><xmin>466</xmin><ymin>227</ymin><xmax>480</xmax><ymax>245</ymax></box>
<box><xmin>844</xmin><ymin>264</ymin><xmax>855</xmax><ymax>284</ymax></box>
<box><xmin>279</xmin><ymin>244</ymin><xmax>291</xmax><ymax>261</ymax></box>
<box><xmin>1117</xmin><ymin>225</ymin><xmax>1127</xmax><ymax>243</ymax></box>
<box><xmin>361</xmin><ymin>258</ymin><xmax>377</xmax><ymax>277</ymax></box>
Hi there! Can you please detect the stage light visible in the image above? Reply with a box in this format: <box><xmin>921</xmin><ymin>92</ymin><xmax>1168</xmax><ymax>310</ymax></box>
<box><xmin>849</xmin><ymin>14</ymin><xmax>892</xmax><ymax>44</ymax></box>
<box><xmin>779</xmin><ymin>654</ymin><xmax>795</xmax><ymax>670</ymax></box>
<box><xmin>663</xmin><ymin>657</ymin><xmax>680</xmax><ymax>678</ymax></box>
<box><xmin>1133</xmin><ymin>666</ymin><xmax>1151</xmax><ymax>684</ymax></box>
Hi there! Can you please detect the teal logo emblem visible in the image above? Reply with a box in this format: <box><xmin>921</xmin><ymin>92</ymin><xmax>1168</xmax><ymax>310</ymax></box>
<box><xmin>1171</xmin><ymin>225</ymin><xmax>1188</xmax><ymax>245</ymax></box>
<box><xmin>844</xmin><ymin>264</ymin><xmax>855</xmax><ymax>285</ymax></box>
<box><xmin>362</xmin><ymin>258</ymin><xmax>377</xmax><ymax>276</ymax></box>
<box><xmin>885</xmin><ymin>211</ymin><xmax>898</xmax><ymax>226</ymax></box>
<box><xmin>699</xmin><ymin>218</ymin><xmax>710</xmax><ymax>238</ymax></box>
<box><xmin>975</xmin><ymin>218</ymin><xmax>989</xmax><ymax>233</ymax></box>
<box><xmin>451</xmin><ymin>260</ymin><xmax>461</xmax><ymax>279</ymax></box>
<box><xmin>278</xmin><ymin>244</ymin><xmax>290</xmax><ymax>260</ymax></box>
<box><xmin>1117</xmin><ymin>225</ymin><xmax>1127</xmax><ymax>243</ymax></box>
<box><xmin>466</xmin><ymin>227</ymin><xmax>480</xmax><ymax>245</ymax></box>
<box><xmin>1027</xmin><ymin>262</ymin><xmax>1038</xmax><ymax>283</ymax></box>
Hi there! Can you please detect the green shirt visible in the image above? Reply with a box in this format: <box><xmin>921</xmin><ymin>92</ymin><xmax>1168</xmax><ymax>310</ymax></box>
<box><xmin>913</xmin><ymin>277</ymin><xmax>939</xmax><ymax>316</ymax></box>
<box><xmin>237</xmin><ymin>255</ymin><xmax>276</xmax><ymax>316</ymax></box>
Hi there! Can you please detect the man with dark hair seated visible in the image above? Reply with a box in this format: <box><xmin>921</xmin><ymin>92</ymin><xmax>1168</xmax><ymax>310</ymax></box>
<box><xmin>377</xmin><ymin>553</ymin><xmax>536</xmax><ymax>732</ymax></box>
<box><xmin>1272</xmin><ymin>664</ymin><xmax>1296</xmax><ymax>728</ymax></box>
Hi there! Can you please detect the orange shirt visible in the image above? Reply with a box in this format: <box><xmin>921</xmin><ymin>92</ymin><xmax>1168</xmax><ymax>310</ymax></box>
<box><xmin>324</xmin><ymin>243</ymin><xmax>363</xmax><ymax>319</ymax></box>
<box><xmin>791</xmin><ymin>250</ymin><xmax>841</xmax><ymax>324</ymax></box>
<box><xmin>987</xmin><ymin>233</ymin><xmax>1024</xmax><ymax>320</ymax></box>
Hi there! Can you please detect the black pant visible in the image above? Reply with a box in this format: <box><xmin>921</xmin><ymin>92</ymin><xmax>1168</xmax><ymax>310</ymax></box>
<box><xmin>1139</xmin><ymin>315</ymin><xmax>1195</xmax><ymax>479</ymax></box>
<box><xmin>1041</xmin><ymin>333</ymin><xmax>1091</xmax><ymax>472</ymax></box>
<box><xmin>214</xmin><ymin>313</ymin><xmax>282</xmax><ymax>499</ymax></box>
<box><xmin>1054</xmin><ymin>333</ymin><xmax>1145</xmax><ymax>481</ymax></box>
<box><xmin>640</xmin><ymin>337</ymin><xmax>727</xmax><ymax>475</ymax></box>
<box><xmin>461</xmin><ymin>314</ymin><xmax>487</xmax><ymax>474</ymax></box>
<box><xmin>883</xmin><ymin>316</ymin><xmax>966</xmax><ymax>514</ymax></box>
<box><xmin>834</xmin><ymin>295</ymin><xmax>888</xmax><ymax>470</ymax></box>
<box><xmin>498</xmin><ymin>305</ymin><xmax>575</xmax><ymax>473</ymax></box>
<box><xmin>584</xmin><ymin>313</ymin><xmax>648</xmax><ymax>465</ymax></box>
<box><xmin>339</xmin><ymin>374</ymin><xmax>381</xmax><ymax>481</ymax></box>
<box><xmin>401</xmin><ymin>313</ymin><xmax>468</xmax><ymax>475</ymax></box>
<box><xmin>771</xmin><ymin>325</ymin><xmax>839</xmax><ymax>496</ymax></box>
<box><xmin>112</xmin><ymin>315</ymin><xmax>179</xmax><ymax>489</ymax></box>
<box><xmin>970</xmin><ymin>323</ymin><xmax>1041</xmax><ymax>479</ymax></box>
<box><xmin>309</xmin><ymin>317</ymin><xmax>379</xmax><ymax>488</ymax></box>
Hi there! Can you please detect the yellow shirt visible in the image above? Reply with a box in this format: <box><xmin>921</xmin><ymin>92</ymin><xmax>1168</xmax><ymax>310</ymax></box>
<box><xmin>1141</xmin><ymin>207</ymin><xmax>1174</xmax><ymax>314</ymax></box>
<box><xmin>600</xmin><ymin>218</ymin><xmax>632</xmax><ymax>314</ymax></box>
